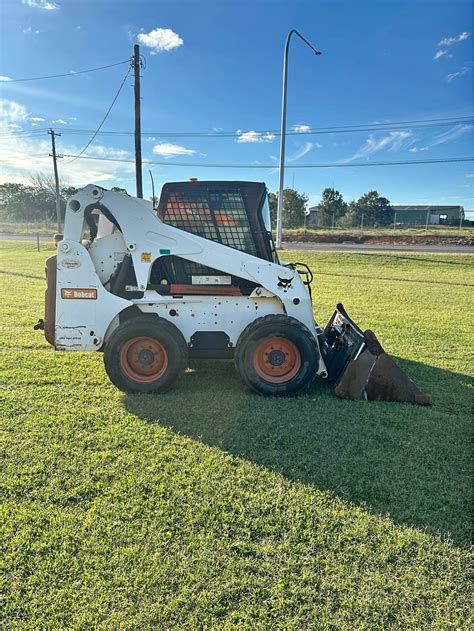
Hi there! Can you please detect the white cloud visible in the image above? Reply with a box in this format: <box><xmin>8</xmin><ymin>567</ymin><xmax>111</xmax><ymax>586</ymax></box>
<box><xmin>138</xmin><ymin>27</ymin><xmax>183</xmax><ymax>54</ymax></box>
<box><xmin>0</xmin><ymin>99</ymin><xmax>29</xmax><ymax>124</ymax></box>
<box><xmin>433</xmin><ymin>49</ymin><xmax>448</xmax><ymax>60</ymax></box>
<box><xmin>292</xmin><ymin>124</ymin><xmax>311</xmax><ymax>133</ymax></box>
<box><xmin>30</xmin><ymin>116</ymin><xmax>45</xmax><ymax>122</ymax></box>
<box><xmin>0</xmin><ymin>98</ymin><xmax>135</xmax><ymax>186</ymax></box>
<box><xmin>438</xmin><ymin>31</ymin><xmax>470</xmax><ymax>46</ymax></box>
<box><xmin>446</xmin><ymin>66</ymin><xmax>470</xmax><ymax>82</ymax></box>
<box><xmin>348</xmin><ymin>131</ymin><xmax>412</xmax><ymax>161</ymax></box>
<box><xmin>236</xmin><ymin>130</ymin><xmax>275</xmax><ymax>143</ymax></box>
<box><xmin>287</xmin><ymin>142</ymin><xmax>313</xmax><ymax>161</ymax></box>
<box><xmin>52</xmin><ymin>118</ymin><xmax>67</xmax><ymax>125</ymax></box>
<box><xmin>465</xmin><ymin>173</ymin><xmax>474</xmax><ymax>179</ymax></box>
<box><xmin>0</xmin><ymin>135</ymin><xmax>134</xmax><ymax>186</ymax></box>
<box><xmin>22</xmin><ymin>0</ymin><xmax>59</xmax><ymax>10</ymax></box>
<box><xmin>152</xmin><ymin>142</ymin><xmax>196</xmax><ymax>157</ymax></box>
<box><xmin>87</xmin><ymin>145</ymin><xmax>131</xmax><ymax>160</ymax></box>
<box><xmin>0</xmin><ymin>76</ymin><xmax>13</xmax><ymax>82</ymax></box>
<box><xmin>423</xmin><ymin>124</ymin><xmax>472</xmax><ymax>148</ymax></box>
<box><xmin>408</xmin><ymin>124</ymin><xmax>472</xmax><ymax>153</ymax></box>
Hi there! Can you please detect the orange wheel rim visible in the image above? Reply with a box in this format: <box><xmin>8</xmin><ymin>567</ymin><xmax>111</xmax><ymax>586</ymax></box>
<box><xmin>120</xmin><ymin>336</ymin><xmax>168</xmax><ymax>383</ymax></box>
<box><xmin>253</xmin><ymin>337</ymin><xmax>301</xmax><ymax>384</ymax></box>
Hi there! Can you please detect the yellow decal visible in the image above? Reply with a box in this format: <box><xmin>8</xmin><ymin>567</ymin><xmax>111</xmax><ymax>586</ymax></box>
<box><xmin>141</xmin><ymin>252</ymin><xmax>151</xmax><ymax>263</ymax></box>
<box><xmin>61</xmin><ymin>288</ymin><xmax>97</xmax><ymax>300</ymax></box>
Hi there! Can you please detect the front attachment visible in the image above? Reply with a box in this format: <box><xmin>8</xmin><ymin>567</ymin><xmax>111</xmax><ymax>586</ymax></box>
<box><xmin>320</xmin><ymin>304</ymin><xmax>432</xmax><ymax>405</ymax></box>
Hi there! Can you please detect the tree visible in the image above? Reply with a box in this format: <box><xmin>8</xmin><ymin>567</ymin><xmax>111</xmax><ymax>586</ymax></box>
<box><xmin>0</xmin><ymin>173</ymin><xmax>78</xmax><ymax>223</ymax></box>
<box><xmin>268</xmin><ymin>191</ymin><xmax>278</xmax><ymax>227</ymax></box>
<box><xmin>267</xmin><ymin>188</ymin><xmax>309</xmax><ymax>229</ymax></box>
<box><xmin>342</xmin><ymin>190</ymin><xmax>392</xmax><ymax>227</ymax></box>
<box><xmin>316</xmin><ymin>187</ymin><xmax>347</xmax><ymax>227</ymax></box>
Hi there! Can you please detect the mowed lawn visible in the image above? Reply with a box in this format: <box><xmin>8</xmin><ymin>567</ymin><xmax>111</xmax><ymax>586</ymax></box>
<box><xmin>1</xmin><ymin>240</ymin><xmax>472</xmax><ymax>628</ymax></box>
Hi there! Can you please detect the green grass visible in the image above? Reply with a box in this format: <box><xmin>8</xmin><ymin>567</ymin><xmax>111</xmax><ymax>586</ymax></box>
<box><xmin>0</xmin><ymin>221</ymin><xmax>58</xmax><ymax>236</ymax></box>
<box><xmin>1</xmin><ymin>241</ymin><xmax>472</xmax><ymax>628</ymax></box>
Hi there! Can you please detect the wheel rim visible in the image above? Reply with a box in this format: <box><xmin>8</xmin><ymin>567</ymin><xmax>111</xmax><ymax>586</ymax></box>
<box><xmin>253</xmin><ymin>337</ymin><xmax>301</xmax><ymax>384</ymax></box>
<box><xmin>119</xmin><ymin>336</ymin><xmax>168</xmax><ymax>383</ymax></box>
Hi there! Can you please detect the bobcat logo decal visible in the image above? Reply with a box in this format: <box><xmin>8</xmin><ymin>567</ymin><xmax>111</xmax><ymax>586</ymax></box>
<box><xmin>277</xmin><ymin>276</ymin><xmax>294</xmax><ymax>289</ymax></box>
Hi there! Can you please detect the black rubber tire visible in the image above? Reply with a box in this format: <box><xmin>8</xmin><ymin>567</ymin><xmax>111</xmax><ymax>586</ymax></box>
<box><xmin>234</xmin><ymin>314</ymin><xmax>319</xmax><ymax>396</ymax></box>
<box><xmin>103</xmin><ymin>314</ymin><xmax>188</xmax><ymax>393</ymax></box>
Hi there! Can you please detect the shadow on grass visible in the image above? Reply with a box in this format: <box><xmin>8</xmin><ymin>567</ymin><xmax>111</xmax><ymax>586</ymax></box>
<box><xmin>124</xmin><ymin>358</ymin><xmax>472</xmax><ymax>546</ymax></box>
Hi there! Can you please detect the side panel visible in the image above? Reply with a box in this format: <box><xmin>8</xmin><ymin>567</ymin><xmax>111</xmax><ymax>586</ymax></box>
<box><xmin>136</xmin><ymin>296</ymin><xmax>284</xmax><ymax>347</ymax></box>
<box><xmin>55</xmin><ymin>241</ymin><xmax>129</xmax><ymax>350</ymax></box>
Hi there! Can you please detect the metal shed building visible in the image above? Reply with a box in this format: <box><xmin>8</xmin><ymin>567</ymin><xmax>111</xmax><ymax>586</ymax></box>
<box><xmin>391</xmin><ymin>205</ymin><xmax>464</xmax><ymax>226</ymax></box>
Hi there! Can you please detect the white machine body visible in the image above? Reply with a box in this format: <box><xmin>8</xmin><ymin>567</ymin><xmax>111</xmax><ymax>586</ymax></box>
<box><xmin>53</xmin><ymin>184</ymin><xmax>328</xmax><ymax>377</ymax></box>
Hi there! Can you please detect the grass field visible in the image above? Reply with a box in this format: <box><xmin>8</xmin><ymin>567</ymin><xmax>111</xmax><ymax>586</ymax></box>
<box><xmin>1</xmin><ymin>240</ymin><xmax>472</xmax><ymax>628</ymax></box>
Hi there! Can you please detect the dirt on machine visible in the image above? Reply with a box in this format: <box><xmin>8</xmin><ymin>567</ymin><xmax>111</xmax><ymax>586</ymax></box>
<box><xmin>35</xmin><ymin>180</ymin><xmax>431</xmax><ymax>405</ymax></box>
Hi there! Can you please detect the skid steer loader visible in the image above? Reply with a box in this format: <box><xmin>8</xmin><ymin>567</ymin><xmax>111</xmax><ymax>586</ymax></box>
<box><xmin>35</xmin><ymin>181</ymin><xmax>431</xmax><ymax>404</ymax></box>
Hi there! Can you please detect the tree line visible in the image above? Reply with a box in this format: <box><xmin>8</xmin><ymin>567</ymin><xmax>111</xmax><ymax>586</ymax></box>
<box><xmin>269</xmin><ymin>187</ymin><xmax>393</xmax><ymax>229</ymax></box>
<box><xmin>1</xmin><ymin>176</ymin><xmax>458</xmax><ymax>230</ymax></box>
<box><xmin>0</xmin><ymin>176</ymin><xmax>127</xmax><ymax>224</ymax></box>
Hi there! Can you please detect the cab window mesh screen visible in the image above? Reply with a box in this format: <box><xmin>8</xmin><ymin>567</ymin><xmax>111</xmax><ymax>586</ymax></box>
<box><xmin>183</xmin><ymin>260</ymin><xmax>221</xmax><ymax>277</ymax></box>
<box><xmin>163</xmin><ymin>190</ymin><xmax>257</xmax><ymax>256</ymax></box>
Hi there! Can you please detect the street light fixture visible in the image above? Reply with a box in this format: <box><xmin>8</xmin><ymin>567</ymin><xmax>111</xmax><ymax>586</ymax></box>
<box><xmin>276</xmin><ymin>30</ymin><xmax>322</xmax><ymax>249</ymax></box>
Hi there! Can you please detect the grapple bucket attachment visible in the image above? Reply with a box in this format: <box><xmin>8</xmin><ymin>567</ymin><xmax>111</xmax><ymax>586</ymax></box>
<box><xmin>320</xmin><ymin>304</ymin><xmax>432</xmax><ymax>405</ymax></box>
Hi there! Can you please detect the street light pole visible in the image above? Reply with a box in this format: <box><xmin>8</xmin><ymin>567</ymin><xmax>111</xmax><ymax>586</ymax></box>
<box><xmin>276</xmin><ymin>30</ymin><xmax>321</xmax><ymax>249</ymax></box>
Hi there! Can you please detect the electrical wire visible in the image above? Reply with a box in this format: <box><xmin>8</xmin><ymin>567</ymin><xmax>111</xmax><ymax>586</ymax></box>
<box><xmin>0</xmin><ymin>60</ymin><xmax>131</xmax><ymax>82</ymax></box>
<box><xmin>58</xmin><ymin>154</ymin><xmax>474</xmax><ymax>168</ymax></box>
<box><xmin>44</xmin><ymin>116</ymin><xmax>474</xmax><ymax>139</ymax></box>
<box><xmin>1</xmin><ymin>116</ymin><xmax>472</xmax><ymax>140</ymax></box>
<box><xmin>65</xmin><ymin>65</ymin><xmax>132</xmax><ymax>163</ymax></box>
<box><xmin>1</xmin><ymin>116</ymin><xmax>472</xmax><ymax>141</ymax></box>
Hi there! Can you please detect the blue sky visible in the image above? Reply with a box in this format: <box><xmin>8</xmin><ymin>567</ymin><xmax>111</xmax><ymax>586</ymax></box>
<box><xmin>0</xmin><ymin>0</ymin><xmax>473</xmax><ymax>211</ymax></box>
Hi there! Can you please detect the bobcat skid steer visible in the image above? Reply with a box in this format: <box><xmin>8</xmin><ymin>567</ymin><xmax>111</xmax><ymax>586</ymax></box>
<box><xmin>35</xmin><ymin>181</ymin><xmax>431</xmax><ymax>404</ymax></box>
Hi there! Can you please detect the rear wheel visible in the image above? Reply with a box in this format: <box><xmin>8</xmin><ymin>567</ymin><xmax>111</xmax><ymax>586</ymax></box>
<box><xmin>235</xmin><ymin>314</ymin><xmax>318</xmax><ymax>395</ymax></box>
<box><xmin>104</xmin><ymin>315</ymin><xmax>187</xmax><ymax>393</ymax></box>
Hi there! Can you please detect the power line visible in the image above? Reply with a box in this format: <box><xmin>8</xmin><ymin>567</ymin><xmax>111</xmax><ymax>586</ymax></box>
<box><xmin>1</xmin><ymin>116</ymin><xmax>472</xmax><ymax>142</ymax></box>
<box><xmin>47</xmin><ymin>115</ymin><xmax>474</xmax><ymax>139</ymax></box>
<box><xmin>66</xmin><ymin>65</ymin><xmax>132</xmax><ymax>163</ymax></box>
<box><xmin>0</xmin><ymin>130</ymin><xmax>51</xmax><ymax>138</ymax></box>
<box><xmin>1</xmin><ymin>115</ymin><xmax>472</xmax><ymax>140</ymax></box>
<box><xmin>0</xmin><ymin>59</ymin><xmax>131</xmax><ymax>82</ymax></box>
<box><xmin>58</xmin><ymin>153</ymin><xmax>474</xmax><ymax>168</ymax></box>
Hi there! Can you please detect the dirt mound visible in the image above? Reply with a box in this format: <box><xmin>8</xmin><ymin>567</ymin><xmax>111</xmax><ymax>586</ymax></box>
<box><xmin>282</xmin><ymin>231</ymin><xmax>474</xmax><ymax>246</ymax></box>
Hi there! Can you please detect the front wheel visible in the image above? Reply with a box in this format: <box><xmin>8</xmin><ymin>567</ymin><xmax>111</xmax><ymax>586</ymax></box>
<box><xmin>235</xmin><ymin>314</ymin><xmax>319</xmax><ymax>396</ymax></box>
<box><xmin>103</xmin><ymin>315</ymin><xmax>187</xmax><ymax>393</ymax></box>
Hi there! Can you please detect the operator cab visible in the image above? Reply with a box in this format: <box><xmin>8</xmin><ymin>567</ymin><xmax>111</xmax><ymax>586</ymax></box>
<box><xmin>156</xmin><ymin>181</ymin><xmax>277</xmax><ymax>262</ymax></box>
<box><xmin>148</xmin><ymin>181</ymin><xmax>279</xmax><ymax>293</ymax></box>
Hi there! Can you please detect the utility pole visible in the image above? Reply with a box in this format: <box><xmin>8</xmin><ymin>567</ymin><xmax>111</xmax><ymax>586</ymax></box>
<box><xmin>393</xmin><ymin>210</ymin><xmax>397</xmax><ymax>230</ymax></box>
<box><xmin>133</xmin><ymin>44</ymin><xmax>143</xmax><ymax>198</ymax></box>
<box><xmin>48</xmin><ymin>128</ymin><xmax>62</xmax><ymax>233</ymax></box>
